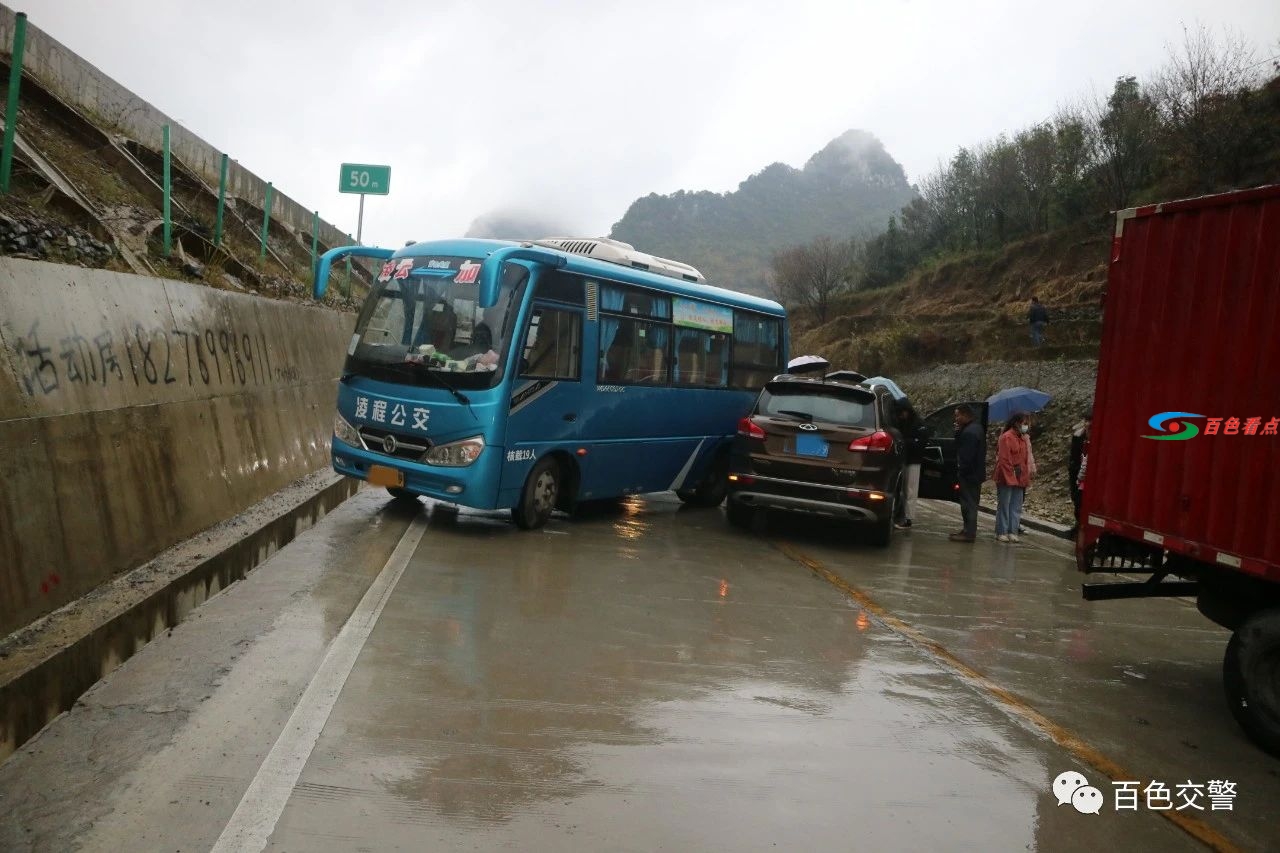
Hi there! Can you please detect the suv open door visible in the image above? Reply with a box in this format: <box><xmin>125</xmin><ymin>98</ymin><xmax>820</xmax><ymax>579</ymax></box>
<box><xmin>917</xmin><ymin>401</ymin><xmax>988</xmax><ymax>501</ymax></box>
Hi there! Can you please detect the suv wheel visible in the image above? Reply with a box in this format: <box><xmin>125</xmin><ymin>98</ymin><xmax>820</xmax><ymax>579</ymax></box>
<box><xmin>867</xmin><ymin>492</ymin><xmax>896</xmax><ymax>547</ymax></box>
<box><xmin>676</xmin><ymin>452</ymin><xmax>729</xmax><ymax>507</ymax></box>
<box><xmin>726</xmin><ymin>497</ymin><xmax>755</xmax><ymax>530</ymax></box>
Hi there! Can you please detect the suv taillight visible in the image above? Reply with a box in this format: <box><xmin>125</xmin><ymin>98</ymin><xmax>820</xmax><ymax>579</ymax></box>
<box><xmin>849</xmin><ymin>430</ymin><xmax>893</xmax><ymax>452</ymax></box>
<box><xmin>737</xmin><ymin>417</ymin><xmax>766</xmax><ymax>439</ymax></box>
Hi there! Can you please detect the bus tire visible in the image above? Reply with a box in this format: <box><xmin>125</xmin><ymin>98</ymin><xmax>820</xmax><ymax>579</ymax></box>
<box><xmin>1223</xmin><ymin>608</ymin><xmax>1280</xmax><ymax>756</ymax></box>
<box><xmin>676</xmin><ymin>452</ymin><xmax>729</xmax><ymax>508</ymax></box>
<box><xmin>512</xmin><ymin>457</ymin><xmax>561</xmax><ymax>530</ymax></box>
<box><xmin>386</xmin><ymin>487</ymin><xmax>420</xmax><ymax>503</ymax></box>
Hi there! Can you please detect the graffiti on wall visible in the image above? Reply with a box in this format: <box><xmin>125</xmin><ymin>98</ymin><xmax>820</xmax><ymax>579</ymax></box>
<box><xmin>12</xmin><ymin>319</ymin><xmax>299</xmax><ymax>397</ymax></box>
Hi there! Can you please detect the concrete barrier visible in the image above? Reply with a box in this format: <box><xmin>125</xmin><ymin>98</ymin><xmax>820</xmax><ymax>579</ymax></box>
<box><xmin>0</xmin><ymin>257</ymin><xmax>354</xmax><ymax>636</ymax></box>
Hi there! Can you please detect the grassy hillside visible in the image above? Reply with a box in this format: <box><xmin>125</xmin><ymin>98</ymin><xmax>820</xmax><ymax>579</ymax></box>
<box><xmin>791</xmin><ymin>221</ymin><xmax>1110</xmax><ymax>376</ymax></box>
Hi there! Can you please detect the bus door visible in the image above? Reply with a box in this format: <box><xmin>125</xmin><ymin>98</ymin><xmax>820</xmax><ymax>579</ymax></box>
<box><xmin>500</xmin><ymin>302</ymin><xmax>588</xmax><ymax>497</ymax></box>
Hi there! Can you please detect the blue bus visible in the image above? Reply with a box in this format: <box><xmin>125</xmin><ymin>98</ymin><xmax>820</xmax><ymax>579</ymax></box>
<box><xmin>315</xmin><ymin>237</ymin><xmax>787</xmax><ymax>528</ymax></box>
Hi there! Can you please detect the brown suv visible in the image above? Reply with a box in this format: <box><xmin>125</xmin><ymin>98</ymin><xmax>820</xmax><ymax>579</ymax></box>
<box><xmin>725</xmin><ymin>375</ymin><xmax>905</xmax><ymax>546</ymax></box>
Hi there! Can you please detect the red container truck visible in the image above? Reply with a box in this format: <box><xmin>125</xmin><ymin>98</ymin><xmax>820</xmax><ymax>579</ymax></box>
<box><xmin>1078</xmin><ymin>183</ymin><xmax>1280</xmax><ymax>753</ymax></box>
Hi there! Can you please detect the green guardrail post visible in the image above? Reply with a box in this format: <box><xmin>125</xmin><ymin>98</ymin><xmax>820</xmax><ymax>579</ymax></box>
<box><xmin>214</xmin><ymin>152</ymin><xmax>228</xmax><ymax>246</ymax></box>
<box><xmin>310</xmin><ymin>210</ymin><xmax>319</xmax><ymax>276</ymax></box>
<box><xmin>259</xmin><ymin>181</ymin><xmax>272</xmax><ymax>263</ymax></box>
<box><xmin>162</xmin><ymin>124</ymin><xmax>172</xmax><ymax>257</ymax></box>
<box><xmin>1</xmin><ymin>12</ymin><xmax>28</xmax><ymax>194</ymax></box>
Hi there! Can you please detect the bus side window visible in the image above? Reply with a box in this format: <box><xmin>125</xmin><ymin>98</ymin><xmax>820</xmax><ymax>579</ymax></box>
<box><xmin>730</xmin><ymin>313</ymin><xmax>781</xmax><ymax>389</ymax></box>
<box><xmin>520</xmin><ymin>307</ymin><xmax>581</xmax><ymax>380</ymax></box>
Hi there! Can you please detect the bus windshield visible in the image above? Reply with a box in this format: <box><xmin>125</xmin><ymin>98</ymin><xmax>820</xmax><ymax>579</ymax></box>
<box><xmin>345</xmin><ymin>256</ymin><xmax>528</xmax><ymax>390</ymax></box>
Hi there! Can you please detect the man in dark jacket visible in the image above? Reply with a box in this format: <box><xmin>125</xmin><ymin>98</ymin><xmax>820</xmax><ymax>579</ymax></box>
<box><xmin>1067</xmin><ymin>404</ymin><xmax>1092</xmax><ymax>535</ymax></box>
<box><xmin>1028</xmin><ymin>296</ymin><xmax>1049</xmax><ymax>347</ymax></box>
<box><xmin>951</xmin><ymin>405</ymin><xmax>985</xmax><ymax>542</ymax></box>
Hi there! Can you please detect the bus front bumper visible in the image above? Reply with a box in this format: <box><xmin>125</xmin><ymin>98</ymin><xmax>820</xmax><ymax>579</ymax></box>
<box><xmin>331</xmin><ymin>436</ymin><xmax>503</xmax><ymax>510</ymax></box>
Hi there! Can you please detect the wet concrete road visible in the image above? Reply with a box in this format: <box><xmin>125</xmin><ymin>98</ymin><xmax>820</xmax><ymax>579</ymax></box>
<box><xmin>1</xmin><ymin>490</ymin><xmax>1276</xmax><ymax>851</ymax></box>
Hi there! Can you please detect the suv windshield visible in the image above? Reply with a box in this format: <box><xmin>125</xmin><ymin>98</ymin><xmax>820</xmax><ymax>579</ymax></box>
<box><xmin>346</xmin><ymin>257</ymin><xmax>528</xmax><ymax>390</ymax></box>
<box><xmin>757</xmin><ymin>385</ymin><xmax>877</xmax><ymax>427</ymax></box>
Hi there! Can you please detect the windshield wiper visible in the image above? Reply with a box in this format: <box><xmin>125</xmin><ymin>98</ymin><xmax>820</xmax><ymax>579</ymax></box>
<box><xmin>420</xmin><ymin>367</ymin><xmax>471</xmax><ymax>407</ymax></box>
<box><xmin>777</xmin><ymin>409</ymin><xmax>814</xmax><ymax>421</ymax></box>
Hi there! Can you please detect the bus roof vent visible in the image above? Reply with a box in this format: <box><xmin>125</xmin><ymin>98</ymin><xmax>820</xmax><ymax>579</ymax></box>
<box><xmin>532</xmin><ymin>236</ymin><xmax>706</xmax><ymax>284</ymax></box>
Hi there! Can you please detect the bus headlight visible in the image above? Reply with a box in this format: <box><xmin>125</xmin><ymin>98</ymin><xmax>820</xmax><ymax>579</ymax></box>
<box><xmin>334</xmin><ymin>414</ymin><xmax>364</xmax><ymax>449</ymax></box>
<box><xmin>424</xmin><ymin>435</ymin><xmax>485</xmax><ymax>467</ymax></box>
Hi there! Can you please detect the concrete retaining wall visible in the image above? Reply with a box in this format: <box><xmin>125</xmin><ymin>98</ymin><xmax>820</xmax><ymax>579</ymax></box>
<box><xmin>0</xmin><ymin>5</ymin><xmax>353</xmax><ymax>251</ymax></box>
<box><xmin>0</xmin><ymin>257</ymin><xmax>354</xmax><ymax>635</ymax></box>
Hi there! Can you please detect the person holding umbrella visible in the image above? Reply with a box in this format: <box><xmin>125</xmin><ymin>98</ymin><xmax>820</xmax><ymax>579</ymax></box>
<box><xmin>994</xmin><ymin>412</ymin><xmax>1033</xmax><ymax>542</ymax></box>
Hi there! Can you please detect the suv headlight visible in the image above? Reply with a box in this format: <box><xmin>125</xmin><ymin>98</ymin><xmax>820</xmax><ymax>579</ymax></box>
<box><xmin>424</xmin><ymin>435</ymin><xmax>485</xmax><ymax>467</ymax></box>
<box><xmin>333</xmin><ymin>413</ymin><xmax>364</xmax><ymax>448</ymax></box>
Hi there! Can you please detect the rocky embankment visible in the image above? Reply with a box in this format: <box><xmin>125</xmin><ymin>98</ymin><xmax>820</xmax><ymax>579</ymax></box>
<box><xmin>895</xmin><ymin>359</ymin><xmax>1098</xmax><ymax>526</ymax></box>
<box><xmin>0</xmin><ymin>213</ymin><xmax>116</xmax><ymax>266</ymax></box>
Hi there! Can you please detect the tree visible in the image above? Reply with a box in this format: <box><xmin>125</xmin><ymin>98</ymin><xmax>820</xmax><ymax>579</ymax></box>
<box><xmin>1014</xmin><ymin>123</ymin><xmax>1058</xmax><ymax>233</ymax></box>
<box><xmin>1152</xmin><ymin>24</ymin><xmax>1264</xmax><ymax>189</ymax></box>
<box><xmin>861</xmin><ymin>216</ymin><xmax>911</xmax><ymax>289</ymax></box>
<box><xmin>1050</xmin><ymin>105</ymin><xmax>1095</xmax><ymax>223</ymax></box>
<box><xmin>1089</xmin><ymin>76</ymin><xmax>1160</xmax><ymax>210</ymax></box>
<box><xmin>770</xmin><ymin>236</ymin><xmax>859</xmax><ymax>324</ymax></box>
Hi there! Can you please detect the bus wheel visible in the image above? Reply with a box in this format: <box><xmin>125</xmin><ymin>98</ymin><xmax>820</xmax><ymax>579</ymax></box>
<box><xmin>386</xmin><ymin>487</ymin><xmax>420</xmax><ymax>503</ymax></box>
<box><xmin>1223</xmin><ymin>608</ymin><xmax>1280</xmax><ymax>756</ymax></box>
<box><xmin>513</xmin><ymin>457</ymin><xmax>561</xmax><ymax>530</ymax></box>
<box><xmin>676</xmin><ymin>453</ymin><xmax>729</xmax><ymax>508</ymax></box>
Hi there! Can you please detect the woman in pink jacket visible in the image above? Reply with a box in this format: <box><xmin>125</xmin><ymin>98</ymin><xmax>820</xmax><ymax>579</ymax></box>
<box><xmin>994</xmin><ymin>412</ymin><xmax>1032</xmax><ymax>542</ymax></box>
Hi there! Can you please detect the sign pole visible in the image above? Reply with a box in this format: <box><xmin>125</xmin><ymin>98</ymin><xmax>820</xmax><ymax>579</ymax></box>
<box><xmin>356</xmin><ymin>193</ymin><xmax>366</xmax><ymax>244</ymax></box>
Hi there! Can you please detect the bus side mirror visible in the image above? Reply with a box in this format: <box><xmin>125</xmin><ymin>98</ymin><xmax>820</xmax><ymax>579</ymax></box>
<box><xmin>478</xmin><ymin>246</ymin><xmax>569</xmax><ymax>308</ymax></box>
<box><xmin>313</xmin><ymin>245</ymin><xmax>395</xmax><ymax>300</ymax></box>
<box><xmin>478</xmin><ymin>260</ymin><xmax>504</xmax><ymax>309</ymax></box>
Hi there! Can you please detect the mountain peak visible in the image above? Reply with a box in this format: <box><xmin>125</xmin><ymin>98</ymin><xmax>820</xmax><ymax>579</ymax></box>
<box><xmin>804</xmin><ymin>130</ymin><xmax>907</xmax><ymax>185</ymax></box>
<box><xmin>609</xmin><ymin>130</ymin><xmax>916</xmax><ymax>295</ymax></box>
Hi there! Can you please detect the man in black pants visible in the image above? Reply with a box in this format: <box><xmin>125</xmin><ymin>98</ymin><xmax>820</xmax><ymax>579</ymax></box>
<box><xmin>950</xmin><ymin>405</ymin><xmax>986</xmax><ymax>542</ymax></box>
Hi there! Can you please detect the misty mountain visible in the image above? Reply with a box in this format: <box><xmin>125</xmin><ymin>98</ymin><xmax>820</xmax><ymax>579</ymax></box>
<box><xmin>609</xmin><ymin>130</ymin><xmax>917</xmax><ymax>296</ymax></box>
<box><xmin>464</xmin><ymin>210</ymin><xmax>573</xmax><ymax>241</ymax></box>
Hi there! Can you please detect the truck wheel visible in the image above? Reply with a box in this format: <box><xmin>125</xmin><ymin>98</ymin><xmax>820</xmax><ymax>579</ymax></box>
<box><xmin>512</xmin><ymin>457</ymin><xmax>560</xmax><ymax>530</ymax></box>
<box><xmin>1223</xmin><ymin>608</ymin><xmax>1280</xmax><ymax>756</ymax></box>
<box><xmin>676</xmin><ymin>452</ymin><xmax>729</xmax><ymax>507</ymax></box>
<box><xmin>386</xmin><ymin>487</ymin><xmax>419</xmax><ymax>503</ymax></box>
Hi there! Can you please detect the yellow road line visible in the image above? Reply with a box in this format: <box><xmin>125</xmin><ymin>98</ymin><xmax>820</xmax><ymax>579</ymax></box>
<box><xmin>771</xmin><ymin>540</ymin><xmax>1241</xmax><ymax>853</ymax></box>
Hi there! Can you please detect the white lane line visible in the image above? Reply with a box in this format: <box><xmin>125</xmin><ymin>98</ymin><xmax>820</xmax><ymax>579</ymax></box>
<box><xmin>210</xmin><ymin>516</ymin><xmax>427</xmax><ymax>853</ymax></box>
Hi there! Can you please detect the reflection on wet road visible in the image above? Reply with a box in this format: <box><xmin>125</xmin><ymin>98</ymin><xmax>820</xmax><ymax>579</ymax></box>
<box><xmin>268</xmin><ymin>496</ymin><xmax>1191</xmax><ymax>851</ymax></box>
<box><xmin>2</xmin><ymin>491</ymin><xmax>1275</xmax><ymax>852</ymax></box>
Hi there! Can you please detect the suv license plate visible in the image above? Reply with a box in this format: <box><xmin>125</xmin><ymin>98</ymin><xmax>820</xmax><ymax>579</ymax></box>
<box><xmin>795</xmin><ymin>433</ymin><xmax>829</xmax><ymax>458</ymax></box>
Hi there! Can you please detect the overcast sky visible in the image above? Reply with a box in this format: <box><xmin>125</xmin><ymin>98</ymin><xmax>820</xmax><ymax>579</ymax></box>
<box><xmin>33</xmin><ymin>0</ymin><xmax>1280</xmax><ymax>248</ymax></box>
